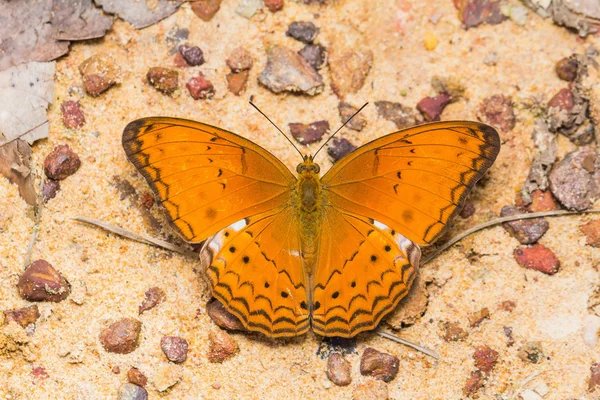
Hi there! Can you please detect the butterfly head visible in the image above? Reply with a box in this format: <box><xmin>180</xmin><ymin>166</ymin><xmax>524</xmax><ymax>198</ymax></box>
<box><xmin>296</xmin><ymin>155</ymin><xmax>321</xmax><ymax>176</ymax></box>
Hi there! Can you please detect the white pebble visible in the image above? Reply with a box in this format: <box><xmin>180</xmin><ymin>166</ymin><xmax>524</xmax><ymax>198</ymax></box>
<box><xmin>583</xmin><ymin>314</ymin><xmax>600</xmax><ymax>348</ymax></box>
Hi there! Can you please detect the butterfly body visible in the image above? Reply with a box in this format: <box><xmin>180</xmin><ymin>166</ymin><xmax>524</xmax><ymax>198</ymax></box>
<box><xmin>123</xmin><ymin>117</ymin><xmax>500</xmax><ymax>338</ymax></box>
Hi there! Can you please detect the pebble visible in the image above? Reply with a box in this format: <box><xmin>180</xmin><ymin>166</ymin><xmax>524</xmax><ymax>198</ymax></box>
<box><xmin>226</xmin><ymin>47</ymin><xmax>253</xmax><ymax>72</ymax></box>
<box><xmin>78</xmin><ymin>53</ymin><xmax>120</xmax><ymax>96</ymax></box>
<box><xmin>139</xmin><ymin>287</ymin><xmax>166</xmax><ymax>315</ymax></box>
<box><xmin>499</xmin><ymin>300</ymin><xmax>516</xmax><ymax>312</ymax></box>
<box><xmin>468</xmin><ymin>307</ymin><xmax>490</xmax><ymax>327</ymax></box>
<box><xmin>299</xmin><ymin>44</ymin><xmax>327</xmax><ymax>70</ymax></box>
<box><xmin>338</xmin><ymin>102</ymin><xmax>366</xmax><ymax>131</ymax></box>
<box><xmin>514</xmin><ymin>244</ymin><xmax>560</xmax><ymax>275</ymax></box>
<box><xmin>549</xmin><ymin>148</ymin><xmax>600</xmax><ymax>211</ymax></box>
<box><xmin>483</xmin><ymin>51</ymin><xmax>498</xmax><ymax>66</ymax></box>
<box><xmin>417</xmin><ymin>92</ymin><xmax>452</xmax><ymax>121</ymax></box>
<box><xmin>374</xmin><ymin>101</ymin><xmax>419</xmax><ymax>129</ymax></box>
<box><xmin>32</xmin><ymin>366</ymin><xmax>49</xmax><ymax>381</ymax></box>
<box><xmin>206</xmin><ymin>298</ymin><xmax>246</xmax><ymax>331</ymax></box>
<box><xmin>590</xmin><ymin>362</ymin><xmax>600</xmax><ymax>392</ymax></box>
<box><xmin>235</xmin><ymin>0</ymin><xmax>263</xmax><ymax>19</ymax></box>
<box><xmin>359</xmin><ymin>347</ymin><xmax>399</xmax><ymax>382</ymax></box>
<box><xmin>190</xmin><ymin>0</ymin><xmax>222</xmax><ymax>21</ymax></box>
<box><xmin>140</xmin><ymin>192</ymin><xmax>154</xmax><ymax>209</ymax></box>
<box><xmin>581</xmin><ymin>220</ymin><xmax>600</xmax><ymax>247</ymax></box>
<box><xmin>477</xmin><ymin>95</ymin><xmax>515</xmax><ymax>132</ymax></box>
<box><xmin>463</xmin><ymin>370</ymin><xmax>484</xmax><ymax>397</ymax></box>
<box><xmin>526</xmin><ymin>190</ymin><xmax>559</xmax><ymax>212</ymax></box>
<box><xmin>42</xmin><ymin>180</ymin><xmax>61</xmax><ymax>202</ymax></box>
<box><xmin>179</xmin><ymin>45</ymin><xmax>205</xmax><ymax>66</ymax></box>
<box><xmin>61</xmin><ymin>100</ymin><xmax>85</xmax><ymax>129</ymax></box>
<box><xmin>583</xmin><ymin>315</ymin><xmax>600</xmax><ymax>348</ymax></box>
<box><xmin>500</xmin><ymin>205</ymin><xmax>549</xmax><ymax>244</ymax></box>
<box><xmin>503</xmin><ymin>326</ymin><xmax>515</xmax><ymax>347</ymax></box>
<box><xmin>147</xmin><ymin>67</ymin><xmax>179</xmax><ymax>94</ymax></box>
<box><xmin>289</xmin><ymin>120</ymin><xmax>329</xmax><ymax>145</ymax></box>
<box><xmin>118</xmin><ymin>383</ymin><xmax>148</xmax><ymax>400</ymax></box>
<box><xmin>286</xmin><ymin>21</ymin><xmax>319</xmax><ymax>44</ymax></box>
<box><xmin>327</xmin><ymin>138</ymin><xmax>356</xmax><ymax>162</ymax></box>
<box><xmin>329</xmin><ymin>48</ymin><xmax>373</xmax><ymax>99</ymax></box>
<box><xmin>173</xmin><ymin>53</ymin><xmax>188</xmax><ymax>68</ymax></box>
<box><xmin>161</xmin><ymin>336</ymin><xmax>188</xmax><ymax>363</ymax></box>
<box><xmin>326</xmin><ymin>353</ymin><xmax>352</xmax><ymax>386</ymax></box>
<box><xmin>152</xmin><ymin>363</ymin><xmax>183</xmax><ymax>392</ymax></box>
<box><xmin>186</xmin><ymin>73</ymin><xmax>215</xmax><ymax>99</ymax></box>
<box><xmin>454</xmin><ymin>0</ymin><xmax>506</xmax><ymax>29</ymax></box>
<box><xmin>441</xmin><ymin>321</ymin><xmax>468</xmax><ymax>341</ymax></box>
<box><xmin>518</xmin><ymin>341</ymin><xmax>544</xmax><ymax>364</ymax></box>
<box><xmin>547</xmin><ymin>88</ymin><xmax>574</xmax><ymax>111</ymax></box>
<box><xmin>423</xmin><ymin>31</ymin><xmax>439</xmax><ymax>51</ymax></box>
<box><xmin>208</xmin><ymin>329</ymin><xmax>239</xmax><ymax>363</ymax></box>
<box><xmin>44</xmin><ymin>145</ymin><xmax>81</xmax><ymax>180</ymax></box>
<box><xmin>100</xmin><ymin>318</ymin><xmax>142</xmax><ymax>354</ymax></box>
<box><xmin>258</xmin><ymin>45</ymin><xmax>324</xmax><ymax>95</ymax></box>
<box><xmin>18</xmin><ymin>260</ymin><xmax>71</xmax><ymax>302</ymax></box>
<box><xmin>4</xmin><ymin>305</ymin><xmax>40</xmax><ymax>329</ymax></box>
<box><xmin>352</xmin><ymin>379</ymin><xmax>389</xmax><ymax>400</ymax></box>
<box><xmin>459</xmin><ymin>201</ymin><xmax>476</xmax><ymax>218</ymax></box>
<box><xmin>264</xmin><ymin>0</ymin><xmax>283</xmax><ymax>12</ymax></box>
<box><xmin>473</xmin><ymin>345</ymin><xmax>499</xmax><ymax>374</ymax></box>
<box><xmin>127</xmin><ymin>367</ymin><xmax>148</xmax><ymax>387</ymax></box>
<box><xmin>556</xmin><ymin>56</ymin><xmax>579</xmax><ymax>82</ymax></box>
<box><xmin>226</xmin><ymin>70</ymin><xmax>249</xmax><ymax>96</ymax></box>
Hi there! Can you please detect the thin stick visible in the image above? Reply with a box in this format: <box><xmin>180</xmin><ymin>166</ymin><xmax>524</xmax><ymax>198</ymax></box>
<box><xmin>313</xmin><ymin>102</ymin><xmax>369</xmax><ymax>158</ymax></box>
<box><xmin>24</xmin><ymin>177</ymin><xmax>45</xmax><ymax>266</ymax></box>
<box><xmin>249</xmin><ymin>102</ymin><xmax>305</xmax><ymax>159</ymax></box>
<box><xmin>422</xmin><ymin>209</ymin><xmax>600</xmax><ymax>264</ymax></box>
<box><xmin>376</xmin><ymin>329</ymin><xmax>440</xmax><ymax>359</ymax></box>
<box><xmin>73</xmin><ymin>216</ymin><xmax>198</xmax><ymax>258</ymax></box>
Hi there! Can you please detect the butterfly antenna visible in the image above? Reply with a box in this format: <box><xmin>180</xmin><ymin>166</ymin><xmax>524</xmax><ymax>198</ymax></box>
<box><xmin>313</xmin><ymin>102</ymin><xmax>368</xmax><ymax>159</ymax></box>
<box><xmin>249</xmin><ymin>102</ymin><xmax>304</xmax><ymax>159</ymax></box>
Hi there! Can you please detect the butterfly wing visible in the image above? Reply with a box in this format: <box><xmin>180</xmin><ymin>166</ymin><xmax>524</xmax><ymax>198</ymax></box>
<box><xmin>122</xmin><ymin>117</ymin><xmax>296</xmax><ymax>242</ymax></box>
<box><xmin>321</xmin><ymin>121</ymin><xmax>500</xmax><ymax>245</ymax></box>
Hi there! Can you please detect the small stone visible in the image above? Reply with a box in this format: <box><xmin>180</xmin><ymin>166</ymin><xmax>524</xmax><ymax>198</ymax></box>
<box><xmin>140</xmin><ymin>192</ymin><xmax>154</xmax><ymax>209</ymax></box>
<box><xmin>329</xmin><ymin>49</ymin><xmax>373</xmax><ymax>99</ymax></box>
<box><xmin>473</xmin><ymin>345</ymin><xmax>499</xmax><ymax>374</ymax></box>
<box><xmin>327</xmin><ymin>138</ymin><xmax>356</xmax><ymax>162</ymax></box>
<box><xmin>423</xmin><ymin>30</ymin><xmax>439</xmax><ymax>51</ymax></box>
<box><xmin>483</xmin><ymin>51</ymin><xmax>498</xmax><ymax>66</ymax></box>
<box><xmin>211</xmin><ymin>382</ymin><xmax>222</xmax><ymax>389</ymax></box>
<box><xmin>431</xmin><ymin>75</ymin><xmax>466</xmax><ymax>102</ymax></box>
<box><xmin>503</xmin><ymin>326</ymin><xmax>515</xmax><ymax>346</ymax></box>
<box><xmin>206</xmin><ymin>298</ymin><xmax>246</xmax><ymax>331</ymax></box>
<box><xmin>79</xmin><ymin>53</ymin><xmax>120</xmax><ymax>96</ymax></box>
<box><xmin>190</xmin><ymin>0</ymin><xmax>222</xmax><ymax>21</ymax></box>
<box><xmin>186</xmin><ymin>73</ymin><xmax>215</xmax><ymax>100</ymax></box>
<box><xmin>173</xmin><ymin>53</ymin><xmax>188</xmax><ymax>68</ymax></box>
<box><xmin>235</xmin><ymin>0</ymin><xmax>263</xmax><ymax>18</ymax></box>
<box><xmin>139</xmin><ymin>287</ymin><xmax>166</xmax><ymax>314</ymax></box>
<box><xmin>326</xmin><ymin>353</ymin><xmax>352</xmax><ymax>386</ymax></box>
<box><xmin>258</xmin><ymin>45</ymin><xmax>324</xmax><ymax>95</ymax></box>
<box><xmin>208</xmin><ymin>329</ymin><xmax>239</xmax><ymax>363</ymax></box>
<box><xmin>289</xmin><ymin>120</ymin><xmax>329</xmax><ymax>145</ymax></box>
<box><xmin>299</xmin><ymin>44</ymin><xmax>327</xmax><ymax>70</ymax></box>
<box><xmin>583</xmin><ymin>315</ymin><xmax>600</xmax><ymax>348</ymax></box>
<box><xmin>352</xmin><ymin>380</ymin><xmax>389</xmax><ymax>400</ymax></box>
<box><xmin>581</xmin><ymin>220</ymin><xmax>600</xmax><ymax>247</ymax></box>
<box><xmin>549</xmin><ymin>148</ymin><xmax>599</xmax><ymax>211</ymax></box>
<box><xmin>459</xmin><ymin>201</ymin><xmax>476</xmax><ymax>218</ymax></box>
<box><xmin>127</xmin><ymin>368</ymin><xmax>148</xmax><ymax>387</ymax></box>
<box><xmin>61</xmin><ymin>100</ymin><xmax>85</xmax><ymax>129</ymax></box>
<box><xmin>112</xmin><ymin>366</ymin><xmax>121</xmax><ymax>374</ymax></box>
<box><xmin>590</xmin><ymin>363</ymin><xmax>600</xmax><ymax>392</ymax></box>
<box><xmin>32</xmin><ymin>366</ymin><xmax>49</xmax><ymax>381</ymax></box>
<box><xmin>500</xmin><ymin>205</ymin><xmax>549</xmax><ymax>244</ymax></box>
<box><xmin>286</xmin><ymin>21</ymin><xmax>319</xmax><ymax>44</ymax></box>
<box><xmin>518</xmin><ymin>341</ymin><xmax>544</xmax><ymax>364</ymax></box>
<box><xmin>42</xmin><ymin>180</ymin><xmax>61</xmax><ymax>202</ymax></box>
<box><xmin>338</xmin><ymin>102</ymin><xmax>366</xmax><ymax>131</ymax></box>
<box><xmin>417</xmin><ymin>92</ymin><xmax>452</xmax><ymax>121</ymax></box>
<box><xmin>556</xmin><ymin>56</ymin><xmax>579</xmax><ymax>82</ymax></box>
<box><xmin>264</xmin><ymin>0</ymin><xmax>283</xmax><ymax>12</ymax></box>
<box><xmin>44</xmin><ymin>145</ymin><xmax>81</xmax><ymax>180</ymax></box>
<box><xmin>18</xmin><ymin>260</ymin><xmax>71</xmax><ymax>302</ymax></box>
<box><xmin>147</xmin><ymin>67</ymin><xmax>178</xmax><ymax>94</ymax></box>
<box><xmin>179</xmin><ymin>45</ymin><xmax>205</xmax><ymax>66</ymax></box>
<box><xmin>359</xmin><ymin>347</ymin><xmax>399</xmax><ymax>382</ymax></box>
<box><xmin>161</xmin><ymin>336</ymin><xmax>188</xmax><ymax>363</ymax></box>
<box><xmin>526</xmin><ymin>190</ymin><xmax>559</xmax><ymax>212</ymax></box>
<box><xmin>100</xmin><ymin>318</ymin><xmax>142</xmax><ymax>354</ymax></box>
<box><xmin>463</xmin><ymin>370</ymin><xmax>484</xmax><ymax>397</ymax></box>
<box><xmin>547</xmin><ymin>88</ymin><xmax>574</xmax><ymax>112</ymax></box>
<box><xmin>152</xmin><ymin>363</ymin><xmax>183</xmax><ymax>392</ymax></box>
<box><xmin>499</xmin><ymin>300</ymin><xmax>516</xmax><ymax>312</ymax></box>
<box><xmin>4</xmin><ymin>305</ymin><xmax>40</xmax><ymax>329</ymax></box>
<box><xmin>514</xmin><ymin>244</ymin><xmax>560</xmax><ymax>275</ymax></box>
<box><xmin>374</xmin><ymin>101</ymin><xmax>419</xmax><ymax>129</ymax></box>
<box><xmin>118</xmin><ymin>383</ymin><xmax>148</xmax><ymax>400</ymax></box>
<box><xmin>226</xmin><ymin>47</ymin><xmax>253</xmax><ymax>72</ymax></box>
<box><xmin>477</xmin><ymin>95</ymin><xmax>515</xmax><ymax>132</ymax></box>
<box><xmin>454</xmin><ymin>0</ymin><xmax>506</xmax><ymax>29</ymax></box>
<box><xmin>226</xmin><ymin>70</ymin><xmax>250</xmax><ymax>96</ymax></box>
<box><xmin>468</xmin><ymin>307</ymin><xmax>490</xmax><ymax>327</ymax></box>
<box><xmin>441</xmin><ymin>321</ymin><xmax>468</xmax><ymax>341</ymax></box>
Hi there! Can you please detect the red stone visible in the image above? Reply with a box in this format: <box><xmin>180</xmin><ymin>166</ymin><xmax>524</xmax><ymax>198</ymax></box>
<box><xmin>581</xmin><ymin>220</ymin><xmax>600</xmax><ymax>247</ymax></box>
<box><xmin>186</xmin><ymin>73</ymin><xmax>215</xmax><ymax>100</ymax></box>
<box><xmin>527</xmin><ymin>190</ymin><xmax>559</xmax><ymax>212</ymax></box>
<box><xmin>514</xmin><ymin>244</ymin><xmax>560</xmax><ymax>275</ymax></box>
<box><xmin>473</xmin><ymin>345</ymin><xmax>499</xmax><ymax>374</ymax></box>
<box><xmin>61</xmin><ymin>100</ymin><xmax>85</xmax><ymax>129</ymax></box>
<box><xmin>416</xmin><ymin>92</ymin><xmax>452</xmax><ymax>122</ymax></box>
<box><xmin>548</xmin><ymin>88</ymin><xmax>574</xmax><ymax>111</ymax></box>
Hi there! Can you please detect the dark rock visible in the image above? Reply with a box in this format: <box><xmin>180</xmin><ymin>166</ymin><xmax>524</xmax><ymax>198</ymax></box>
<box><xmin>459</xmin><ymin>201</ymin><xmax>476</xmax><ymax>218</ymax></box>
<box><xmin>326</xmin><ymin>353</ymin><xmax>352</xmax><ymax>386</ymax></box>
<box><xmin>549</xmin><ymin>148</ymin><xmax>600</xmax><ymax>211</ymax></box>
<box><xmin>286</xmin><ymin>21</ymin><xmax>319</xmax><ymax>44</ymax></box>
<box><xmin>556</xmin><ymin>56</ymin><xmax>579</xmax><ymax>82</ymax></box>
<box><xmin>147</xmin><ymin>67</ymin><xmax>178</xmax><ymax>94</ymax></box>
<box><xmin>258</xmin><ymin>45</ymin><xmax>324</xmax><ymax>95</ymax></box>
<box><xmin>477</xmin><ymin>95</ymin><xmax>515</xmax><ymax>132</ymax></box>
<box><xmin>100</xmin><ymin>318</ymin><xmax>142</xmax><ymax>354</ymax></box>
<box><xmin>338</xmin><ymin>102</ymin><xmax>366</xmax><ymax>131</ymax></box>
<box><xmin>518</xmin><ymin>341</ymin><xmax>544</xmax><ymax>364</ymax></box>
<box><xmin>299</xmin><ymin>44</ymin><xmax>327</xmax><ymax>70</ymax></box>
<box><xmin>454</xmin><ymin>0</ymin><xmax>506</xmax><ymax>29</ymax></box>
<box><xmin>139</xmin><ymin>287</ymin><xmax>165</xmax><ymax>315</ymax></box>
<box><xmin>226</xmin><ymin>47</ymin><xmax>253</xmax><ymax>72</ymax></box>
<box><xmin>206</xmin><ymin>298</ymin><xmax>246</xmax><ymax>331</ymax></box>
<box><xmin>226</xmin><ymin>70</ymin><xmax>249</xmax><ymax>96</ymax></box>
<box><xmin>61</xmin><ymin>100</ymin><xmax>85</xmax><ymax>129</ymax></box>
<box><xmin>548</xmin><ymin>88</ymin><xmax>574</xmax><ymax>111</ymax></box>
<box><xmin>42</xmin><ymin>180</ymin><xmax>61</xmax><ymax>202</ymax></box>
<box><xmin>503</xmin><ymin>326</ymin><xmax>515</xmax><ymax>347</ymax></box>
<box><xmin>473</xmin><ymin>345</ymin><xmax>499</xmax><ymax>374</ymax></box>
<box><xmin>500</xmin><ymin>205</ymin><xmax>549</xmax><ymax>244</ymax></box>
<box><xmin>289</xmin><ymin>120</ymin><xmax>329</xmax><ymax>145</ymax></box>
<box><xmin>118</xmin><ymin>383</ymin><xmax>148</xmax><ymax>400</ymax></box>
<box><xmin>190</xmin><ymin>0</ymin><xmax>222</xmax><ymax>21</ymax></box>
<box><xmin>514</xmin><ymin>244</ymin><xmax>560</xmax><ymax>275</ymax></box>
<box><xmin>179</xmin><ymin>45</ymin><xmax>205</xmax><ymax>66</ymax></box>
<box><xmin>327</xmin><ymin>138</ymin><xmax>356</xmax><ymax>162</ymax></box>
<box><xmin>186</xmin><ymin>73</ymin><xmax>215</xmax><ymax>100</ymax></box>
<box><xmin>18</xmin><ymin>260</ymin><xmax>70</xmax><ymax>302</ymax></box>
<box><xmin>417</xmin><ymin>92</ymin><xmax>452</xmax><ymax>121</ymax></box>
<box><xmin>359</xmin><ymin>347</ymin><xmax>399</xmax><ymax>382</ymax></box>
<box><xmin>161</xmin><ymin>336</ymin><xmax>188</xmax><ymax>363</ymax></box>
<box><xmin>374</xmin><ymin>101</ymin><xmax>419</xmax><ymax>129</ymax></box>
<box><xmin>44</xmin><ymin>145</ymin><xmax>81</xmax><ymax>180</ymax></box>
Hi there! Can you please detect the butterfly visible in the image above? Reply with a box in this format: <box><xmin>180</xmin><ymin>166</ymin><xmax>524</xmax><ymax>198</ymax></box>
<box><xmin>122</xmin><ymin>117</ymin><xmax>500</xmax><ymax>338</ymax></box>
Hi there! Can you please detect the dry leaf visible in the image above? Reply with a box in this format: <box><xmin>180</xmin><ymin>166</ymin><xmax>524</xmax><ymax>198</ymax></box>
<box><xmin>52</xmin><ymin>0</ymin><xmax>114</xmax><ymax>41</ymax></box>
<box><xmin>0</xmin><ymin>139</ymin><xmax>36</xmax><ymax>205</ymax></box>
<box><xmin>94</xmin><ymin>0</ymin><xmax>183</xmax><ymax>29</ymax></box>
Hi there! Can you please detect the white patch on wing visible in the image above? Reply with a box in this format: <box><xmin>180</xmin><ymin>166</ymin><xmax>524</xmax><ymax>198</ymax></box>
<box><xmin>289</xmin><ymin>250</ymin><xmax>300</xmax><ymax>258</ymax></box>
<box><xmin>230</xmin><ymin>219</ymin><xmax>247</xmax><ymax>231</ymax></box>
<box><xmin>373</xmin><ymin>220</ymin><xmax>389</xmax><ymax>230</ymax></box>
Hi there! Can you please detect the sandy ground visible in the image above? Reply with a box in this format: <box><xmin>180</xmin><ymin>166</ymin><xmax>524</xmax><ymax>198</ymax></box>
<box><xmin>1</xmin><ymin>0</ymin><xmax>599</xmax><ymax>399</ymax></box>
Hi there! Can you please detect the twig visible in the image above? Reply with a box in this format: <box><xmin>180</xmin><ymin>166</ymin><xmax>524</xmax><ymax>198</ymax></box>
<box><xmin>73</xmin><ymin>216</ymin><xmax>198</xmax><ymax>258</ymax></box>
<box><xmin>24</xmin><ymin>177</ymin><xmax>44</xmax><ymax>266</ymax></box>
<box><xmin>376</xmin><ymin>329</ymin><xmax>439</xmax><ymax>359</ymax></box>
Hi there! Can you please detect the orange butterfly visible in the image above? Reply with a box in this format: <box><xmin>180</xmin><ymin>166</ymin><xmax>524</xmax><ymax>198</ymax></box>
<box><xmin>122</xmin><ymin>117</ymin><xmax>500</xmax><ymax>338</ymax></box>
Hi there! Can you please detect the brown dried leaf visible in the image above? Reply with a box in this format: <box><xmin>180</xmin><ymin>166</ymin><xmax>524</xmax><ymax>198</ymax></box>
<box><xmin>0</xmin><ymin>140</ymin><xmax>36</xmax><ymax>206</ymax></box>
<box><xmin>94</xmin><ymin>0</ymin><xmax>183</xmax><ymax>29</ymax></box>
<box><xmin>52</xmin><ymin>0</ymin><xmax>114</xmax><ymax>41</ymax></box>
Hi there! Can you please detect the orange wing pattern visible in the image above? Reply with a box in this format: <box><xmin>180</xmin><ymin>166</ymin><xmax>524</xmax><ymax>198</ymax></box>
<box><xmin>122</xmin><ymin>117</ymin><xmax>296</xmax><ymax>242</ymax></box>
<box><xmin>322</xmin><ymin>121</ymin><xmax>500</xmax><ymax>245</ymax></box>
